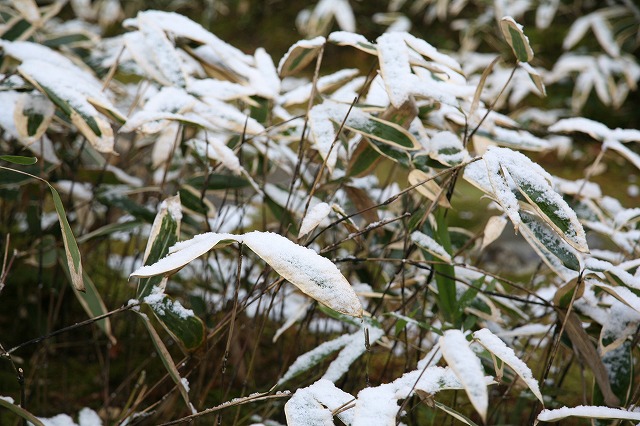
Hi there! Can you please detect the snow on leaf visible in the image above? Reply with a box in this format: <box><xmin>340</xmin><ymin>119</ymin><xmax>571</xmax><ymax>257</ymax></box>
<box><xmin>280</xmin><ymin>68</ymin><xmax>359</xmax><ymax>106</ymax></box>
<box><xmin>440</xmin><ymin>330</ymin><xmax>488</xmax><ymax>422</ymax></box>
<box><xmin>411</xmin><ymin>231</ymin><xmax>452</xmax><ymax>263</ymax></box>
<box><xmin>13</xmin><ymin>91</ymin><xmax>55</xmax><ymax>144</ymax></box>
<box><xmin>278</xmin><ymin>36</ymin><xmax>325</xmax><ymax>77</ymax></box>
<box><xmin>430</xmin><ymin>131</ymin><xmax>469</xmax><ymax>166</ymax></box>
<box><xmin>500</xmin><ymin>16</ymin><xmax>534</xmax><ymax>63</ymax></box>
<box><xmin>278</xmin><ymin>327</ymin><xmax>382</xmax><ymax>385</ymax></box>
<box><xmin>138</xmin><ymin>15</ymin><xmax>187</xmax><ymax>87</ymax></box>
<box><xmin>328</xmin><ymin>31</ymin><xmax>377</xmax><ymax>55</ymax></box>
<box><xmin>486</xmin><ymin>146</ymin><xmax>588</xmax><ymax>253</ymax></box>
<box><xmin>285</xmin><ymin>379</ymin><xmax>355</xmax><ymax>426</ymax></box>
<box><xmin>243</xmin><ymin>231</ymin><xmax>363</xmax><ymax>317</ymax></box>
<box><xmin>536</xmin><ymin>405</ymin><xmax>640</xmax><ymax>423</ymax></box>
<box><xmin>604</xmin><ymin>139</ymin><xmax>640</xmax><ymax>172</ymax></box>
<box><xmin>473</xmin><ymin>328</ymin><xmax>543</xmax><ymax>404</ymax></box>
<box><xmin>18</xmin><ymin>60</ymin><xmax>119</xmax><ymax>153</ymax></box>
<box><xmin>299</xmin><ymin>202</ymin><xmax>332</xmax><ymax>238</ymax></box>
<box><xmin>519</xmin><ymin>211</ymin><xmax>582</xmax><ymax>273</ymax></box>
<box><xmin>131</xmin><ymin>232</ymin><xmax>238</xmax><ymax>278</ymax></box>
<box><xmin>377</xmin><ymin>32</ymin><xmax>415</xmax><ymax>108</ymax></box>
<box><xmin>592</xmin><ymin>283</ymin><xmax>640</xmax><ymax>315</ymax></box>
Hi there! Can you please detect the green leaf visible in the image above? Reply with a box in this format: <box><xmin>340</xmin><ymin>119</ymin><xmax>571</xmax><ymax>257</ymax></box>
<box><xmin>59</xmin><ymin>257</ymin><xmax>116</xmax><ymax>345</ymax></box>
<box><xmin>0</xmin><ymin>397</ymin><xmax>44</xmax><ymax>426</ymax></box>
<box><xmin>137</xmin><ymin>311</ymin><xmax>193</xmax><ymax>411</ymax></box>
<box><xmin>14</xmin><ymin>91</ymin><xmax>55</xmax><ymax>143</ymax></box>
<box><xmin>146</xmin><ymin>293</ymin><xmax>205</xmax><ymax>351</ymax></box>
<box><xmin>499</xmin><ymin>17</ymin><xmax>534</xmax><ymax>63</ymax></box>
<box><xmin>519</xmin><ymin>212</ymin><xmax>581</xmax><ymax>271</ymax></box>
<box><xmin>341</xmin><ymin>115</ymin><xmax>421</xmax><ymax>151</ymax></box>
<box><xmin>137</xmin><ymin>195</ymin><xmax>181</xmax><ymax>299</ymax></box>
<box><xmin>347</xmin><ymin>139</ymin><xmax>381</xmax><ymax>177</ymax></box>
<box><xmin>433</xmin><ymin>210</ymin><xmax>458</xmax><ymax>326</ymax></box>
<box><xmin>0</xmin><ymin>155</ymin><xmax>37</xmax><ymax>165</ymax></box>
<box><xmin>50</xmin><ymin>185</ymin><xmax>84</xmax><ymax>292</ymax></box>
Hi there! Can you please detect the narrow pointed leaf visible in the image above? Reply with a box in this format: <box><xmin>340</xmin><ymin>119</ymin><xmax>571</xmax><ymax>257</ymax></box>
<box><xmin>519</xmin><ymin>212</ymin><xmax>581</xmax><ymax>271</ymax></box>
<box><xmin>434</xmin><ymin>402</ymin><xmax>480</xmax><ymax>426</ymax></box>
<box><xmin>144</xmin><ymin>293</ymin><xmax>205</xmax><ymax>351</ymax></box>
<box><xmin>408</xmin><ymin>169</ymin><xmax>451</xmax><ymax>208</ymax></box>
<box><xmin>14</xmin><ymin>92</ymin><xmax>55</xmax><ymax>144</ymax></box>
<box><xmin>243</xmin><ymin>231</ymin><xmax>363</xmax><ymax>317</ymax></box>
<box><xmin>481</xmin><ymin>215</ymin><xmax>507</xmax><ymax>250</ymax></box>
<box><xmin>500</xmin><ymin>17</ymin><xmax>534</xmax><ymax>63</ymax></box>
<box><xmin>131</xmin><ymin>232</ymin><xmax>238</xmax><ymax>278</ymax></box>
<box><xmin>0</xmin><ymin>155</ymin><xmax>37</xmax><ymax>165</ymax></box>
<box><xmin>341</xmin><ymin>113</ymin><xmax>421</xmax><ymax>150</ymax></box>
<box><xmin>0</xmin><ymin>397</ymin><xmax>44</xmax><ymax>426</ymax></box>
<box><xmin>473</xmin><ymin>328</ymin><xmax>543</xmax><ymax>404</ymax></box>
<box><xmin>50</xmin><ymin>185</ymin><xmax>84</xmax><ymax>291</ymax></box>
<box><xmin>278</xmin><ymin>36</ymin><xmax>325</xmax><ymax>77</ymax></box>
<box><xmin>298</xmin><ymin>202</ymin><xmax>332</xmax><ymax>238</ymax></box>
<box><xmin>440</xmin><ymin>330</ymin><xmax>488</xmax><ymax>423</ymax></box>
<box><xmin>138</xmin><ymin>195</ymin><xmax>182</xmax><ymax>298</ymax></box>
<box><xmin>137</xmin><ymin>311</ymin><xmax>193</xmax><ymax>412</ymax></box>
<box><xmin>537</xmin><ymin>406</ymin><xmax>640</xmax><ymax>424</ymax></box>
<box><xmin>411</xmin><ymin>231</ymin><xmax>452</xmax><ymax>263</ymax></box>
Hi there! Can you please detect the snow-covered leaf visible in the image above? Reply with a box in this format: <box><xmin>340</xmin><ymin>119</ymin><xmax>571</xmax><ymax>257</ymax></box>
<box><xmin>430</xmin><ymin>131</ymin><xmax>469</xmax><ymax>166</ymax></box>
<box><xmin>299</xmin><ymin>202</ymin><xmax>332</xmax><ymax>238</ymax></box>
<box><xmin>500</xmin><ymin>16</ymin><xmax>534</xmax><ymax>63</ymax></box>
<box><xmin>411</xmin><ymin>231</ymin><xmax>452</xmax><ymax>263</ymax></box>
<box><xmin>13</xmin><ymin>92</ymin><xmax>54</xmax><ymax>144</ymax></box>
<box><xmin>440</xmin><ymin>330</ymin><xmax>488</xmax><ymax>422</ymax></box>
<box><xmin>278</xmin><ymin>36</ymin><xmax>325</xmax><ymax>77</ymax></box>
<box><xmin>242</xmin><ymin>231</ymin><xmax>363</xmax><ymax>317</ymax></box>
<box><xmin>473</xmin><ymin>328</ymin><xmax>543</xmax><ymax>404</ymax></box>
<box><xmin>328</xmin><ymin>31</ymin><xmax>377</xmax><ymax>55</ymax></box>
<box><xmin>279</xmin><ymin>326</ymin><xmax>382</xmax><ymax>384</ymax></box>
<box><xmin>536</xmin><ymin>405</ymin><xmax>640</xmax><ymax>424</ymax></box>
<box><xmin>285</xmin><ymin>379</ymin><xmax>354</xmax><ymax>426</ymax></box>
<box><xmin>519</xmin><ymin>211</ymin><xmax>581</xmax><ymax>272</ymax></box>
<box><xmin>486</xmin><ymin>147</ymin><xmax>588</xmax><ymax>253</ymax></box>
<box><xmin>143</xmin><ymin>290</ymin><xmax>204</xmax><ymax>351</ymax></box>
<box><xmin>131</xmin><ymin>232</ymin><xmax>237</xmax><ymax>278</ymax></box>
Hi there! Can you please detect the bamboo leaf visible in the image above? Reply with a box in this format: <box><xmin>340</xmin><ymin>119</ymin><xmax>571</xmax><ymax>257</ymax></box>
<box><xmin>137</xmin><ymin>311</ymin><xmax>194</xmax><ymax>413</ymax></box>
<box><xmin>408</xmin><ymin>169</ymin><xmax>451</xmax><ymax>208</ymax></box>
<box><xmin>440</xmin><ymin>330</ymin><xmax>488</xmax><ymax>423</ymax></box>
<box><xmin>347</xmin><ymin>139</ymin><xmax>381</xmax><ymax>177</ymax></box>
<box><xmin>473</xmin><ymin>328</ymin><xmax>543</xmax><ymax>404</ymax></box>
<box><xmin>242</xmin><ymin>231</ymin><xmax>363</xmax><ymax>317</ymax></box>
<box><xmin>14</xmin><ymin>92</ymin><xmax>55</xmax><ymax>144</ymax></box>
<box><xmin>519</xmin><ymin>212</ymin><xmax>581</xmax><ymax>272</ymax></box>
<box><xmin>50</xmin><ymin>185</ymin><xmax>84</xmax><ymax>292</ymax></box>
<box><xmin>500</xmin><ymin>17</ymin><xmax>534</xmax><ymax>63</ymax></box>
<box><xmin>341</xmin><ymin>114</ymin><xmax>421</xmax><ymax>151</ymax></box>
<box><xmin>144</xmin><ymin>292</ymin><xmax>205</xmax><ymax>351</ymax></box>
<box><xmin>411</xmin><ymin>230</ymin><xmax>452</xmax><ymax>263</ymax></box>
<box><xmin>137</xmin><ymin>195</ymin><xmax>182</xmax><ymax>298</ymax></box>
<box><xmin>480</xmin><ymin>215</ymin><xmax>507</xmax><ymax>250</ymax></box>
<box><xmin>536</xmin><ymin>406</ymin><xmax>640</xmax><ymax>424</ymax></box>
<box><xmin>131</xmin><ymin>232</ymin><xmax>237</xmax><ymax>278</ymax></box>
<box><xmin>0</xmin><ymin>155</ymin><xmax>37</xmax><ymax>165</ymax></box>
<box><xmin>0</xmin><ymin>397</ymin><xmax>44</xmax><ymax>426</ymax></box>
<box><xmin>434</xmin><ymin>401</ymin><xmax>480</xmax><ymax>426</ymax></box>
<box><xmin>278</xmin><ymin>36</ymin><xmax>325</xmax><ymax>77</ymax></box>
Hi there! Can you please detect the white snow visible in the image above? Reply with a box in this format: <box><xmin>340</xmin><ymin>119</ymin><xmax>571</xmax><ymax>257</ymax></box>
<box><xmin>537</xmin><ymin>405</ymin><xmax>640</xmax><ymax>422</ymax></box>
<box><xmin>298</xmin><ymin>202</ymin><xmax>332</xmax><ymax>238</ymax></box>
<box><xmin>411</xmin><ymin>231</ymin><xmax>452</xmax><ymax>263</ymax></box>
<box><xmin>242</xmin><ymin>231</ymin><xmax>363</xmax><ymax>317</ymax></box>
<box><xmin>440</xmin><ymin>329</ymin><xmax>488</xmax><ymax>421</ymax></box>
<box><xmin>473</xmin><ymin>328</ymin><xmax>543</xmax><ymax>403</ymax></box>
